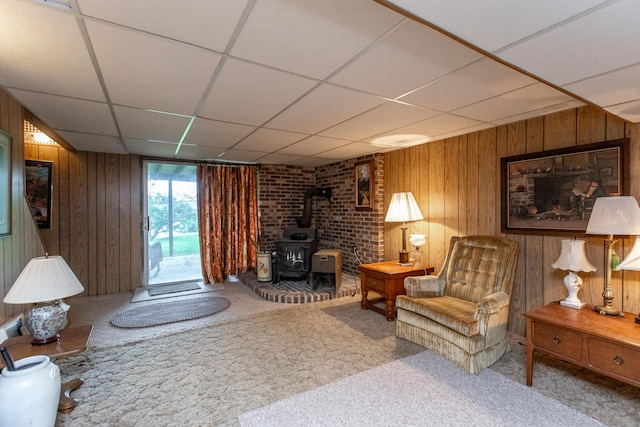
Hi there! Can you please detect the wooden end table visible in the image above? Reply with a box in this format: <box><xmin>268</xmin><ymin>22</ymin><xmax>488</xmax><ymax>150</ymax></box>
<box><xmin>524</xmin><ymin>302</ymin><xmax>640</xmax><ymax>388</ymax></box>
<box><xmin>1</xmin><ymin>325</ymin><xmax>93</xmax><ymax>413</ymax></box>
<box><xmin>359</xmin><ymin>261</ymin><xmax>434</xmax><ymax>321</ymax></box>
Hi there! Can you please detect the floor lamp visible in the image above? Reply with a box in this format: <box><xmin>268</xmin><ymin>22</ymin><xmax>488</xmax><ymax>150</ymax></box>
<box><xmin>385</xmin><ymin>192</ymin><xmax>423</xmax><ymax>265</ymax></box>
<box><xmin>585</xmin><ymin>196</ymin><xmax>640</xmax><ymax>316</ymax></box>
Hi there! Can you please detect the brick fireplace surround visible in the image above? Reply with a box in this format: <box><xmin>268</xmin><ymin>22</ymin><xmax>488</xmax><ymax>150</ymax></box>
<box><xmin>258</xmin><ymin>154</ymin><xmax>384</xmax><ymax>277</ymax></box>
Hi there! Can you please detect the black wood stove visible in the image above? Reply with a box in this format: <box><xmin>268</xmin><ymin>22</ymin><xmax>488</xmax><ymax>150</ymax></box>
<box><xmin>274</xmin><ymin>228</ymin><xmax>317</xmax><ymax>283</ymax></box>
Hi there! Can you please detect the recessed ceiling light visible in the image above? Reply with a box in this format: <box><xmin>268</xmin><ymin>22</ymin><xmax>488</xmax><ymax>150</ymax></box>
<box><xmin>370</xmin><ymin>134</ymin><xmax>429</xmax><ymax>147</ymax></box>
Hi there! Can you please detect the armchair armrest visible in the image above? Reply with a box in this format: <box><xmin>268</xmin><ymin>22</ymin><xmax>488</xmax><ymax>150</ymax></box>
<box><xmin>473</xmin><ymin>292</ymin><xmax>510</xmax><ymax>316</ymax></box>
<box><xmin>404</xmin><ymin>275</ymin><xmax>443</xmax><ymax>298</ymax></box>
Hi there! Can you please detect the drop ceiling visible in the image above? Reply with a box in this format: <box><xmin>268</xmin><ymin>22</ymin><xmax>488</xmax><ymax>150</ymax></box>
<box><xmin>0</xmin><ymin>0</ymin><xmax>636</xmax><ymax>167</ymax></box>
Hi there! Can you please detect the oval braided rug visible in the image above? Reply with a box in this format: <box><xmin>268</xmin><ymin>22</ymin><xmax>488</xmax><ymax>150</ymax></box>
<box><xmin>111</xmin><ymin>296</ymin><xmax>231</xmax><ymax>328</ymax></box>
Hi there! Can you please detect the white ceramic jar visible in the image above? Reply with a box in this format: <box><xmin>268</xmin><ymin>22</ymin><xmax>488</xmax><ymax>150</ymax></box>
<box><xmin>0</xmin><ymin>355</ymin><xmax>61</xmax><ymax>427</ymax></box>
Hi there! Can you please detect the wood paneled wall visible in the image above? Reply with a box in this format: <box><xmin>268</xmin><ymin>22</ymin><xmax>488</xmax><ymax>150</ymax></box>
<box><xmin>0</xmin><ymin>89</ymin><xmax>46</xmax><ymax>321</ymax></box>
<box><xmin>23</xmin><ymin>145</ymin><xmax>143</xmax><ymax>297</ymax></box>
<box><xmin>384</xmin><ymin>106</ymin><xmax>640</xmax><ymax>335</ymax></box>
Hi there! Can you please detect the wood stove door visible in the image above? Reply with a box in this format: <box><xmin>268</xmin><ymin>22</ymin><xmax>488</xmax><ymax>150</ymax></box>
<box><xmin>276</xmin><ymin>243</ymin><xmax>311</xmax><ymax>280</ymax></box>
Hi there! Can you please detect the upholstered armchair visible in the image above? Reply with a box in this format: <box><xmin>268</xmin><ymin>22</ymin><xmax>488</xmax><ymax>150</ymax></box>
<box><xmin>395</xmin><ymin>235</ymin><xmax>519</xmax><ymax>374</ymax></box>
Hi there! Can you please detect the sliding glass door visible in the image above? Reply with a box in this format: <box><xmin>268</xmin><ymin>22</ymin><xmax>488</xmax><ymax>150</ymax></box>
<box><xmin>143</xmin><ymin>161</ymin><xmax>202</xmax><ymax>286</ymax></box>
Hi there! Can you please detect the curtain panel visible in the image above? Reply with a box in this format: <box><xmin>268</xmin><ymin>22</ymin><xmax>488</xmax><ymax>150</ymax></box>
<box><xmin>196</xmin><ymin>164</ymin><xmax>259</xmax><ymax>283</ymax></box>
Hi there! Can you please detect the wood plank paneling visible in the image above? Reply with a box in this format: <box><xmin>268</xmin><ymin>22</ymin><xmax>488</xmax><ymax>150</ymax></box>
<box><xmin>0</xmin><ymin>89</ymin><xmax>45</xmax><ymax>321</ymax></box>
<box><xmin>383</xmin><ymin>106</ymin><xmax>640</xmax><ymax>335</ymax></box>
<box><xmin>21</xmin><ymin>145</ymin><xmax>143</xmax><ymax>298</ymax></box>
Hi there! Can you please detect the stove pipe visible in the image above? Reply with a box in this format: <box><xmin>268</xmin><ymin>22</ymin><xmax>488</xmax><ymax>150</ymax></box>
<box><xmin>296</xmin><ymin>187</ymin><xmax>331</xmax><ymax>228</ymax></box>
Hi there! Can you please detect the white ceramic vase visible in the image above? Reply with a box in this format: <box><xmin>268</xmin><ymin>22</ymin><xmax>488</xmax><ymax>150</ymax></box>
<box><xmin>0</xmin><ymin>355</ymin><xmax>61</xmax><ymax>427</ymax></box>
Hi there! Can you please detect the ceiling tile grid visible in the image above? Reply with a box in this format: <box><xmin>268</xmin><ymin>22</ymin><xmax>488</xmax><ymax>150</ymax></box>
<box><xmin>0</xmin><ymin>0</ymin><xmax>635</xmax><ymax>167</ymax></box>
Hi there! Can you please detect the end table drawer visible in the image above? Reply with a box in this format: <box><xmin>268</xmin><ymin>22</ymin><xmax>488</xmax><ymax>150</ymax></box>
<box><xmin>363</xmin><ymin>275</ymin><xmax>384</xmax><ymax>290</ymax></box>
<box><xmin>588</xmin><ymin>338</ymin><xmax>640</xmax><ymax>383</ymax></box>
<box><xmin>533</xmin><ymin>322</ymin><xmax>583</xmax><ymax>362</ymax></box>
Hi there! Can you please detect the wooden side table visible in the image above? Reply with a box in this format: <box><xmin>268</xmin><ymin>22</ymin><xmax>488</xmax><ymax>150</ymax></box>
<box><xmin>1</xmin><ymin>325</ymin><xmax>93</xmax><ymax>413</ymax></box>
<box><xmin>359</xmin><ymin>261</ymin><xmax>434</xmax><ymax>321</ymax></box>
<box><xmin>524</xmin><ymin>302</ymin><xmax>640</xmax><ymax>388</ymax></box>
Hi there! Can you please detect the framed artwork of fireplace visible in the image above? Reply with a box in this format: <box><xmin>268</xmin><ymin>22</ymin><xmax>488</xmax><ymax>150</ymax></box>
<box><xmin>355</xmin><ymin>159</ymin><xmax>374</xmax><ymax>211</ymax></box>
<box><xmin>501</xmin><ymin>138</ymin><xmax>629</xmax><ymax>235</ymax></box>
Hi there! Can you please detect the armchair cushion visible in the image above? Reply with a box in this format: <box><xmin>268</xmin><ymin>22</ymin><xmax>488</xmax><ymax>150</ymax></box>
<box><xmin>396</xmin><ymin>296</ymin><xmax>479</xmax><ymax>337</ymax></box>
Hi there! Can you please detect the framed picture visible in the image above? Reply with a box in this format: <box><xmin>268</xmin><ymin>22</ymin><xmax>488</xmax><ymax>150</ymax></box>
<box><xmin>0</xmin><ymin>130</ymin><xmax>10</xmax><ymax>236</ymax></box>
<box><xmin>25</xmin><ymin>160</ymin><xmax>53</xmax><ymax>229</ymax></box>
<box><xmin>501</xmin><ymin>138</ymin><xmax>629</xmax><ymax>235</ymax></box>
<box><xmin>355</xmin><ymin>160</ymin><xmax>374</xmax><ymax>210</ymax></box>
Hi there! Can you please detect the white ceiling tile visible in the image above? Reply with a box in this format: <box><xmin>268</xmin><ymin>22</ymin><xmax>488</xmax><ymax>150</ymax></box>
<box><xmin>214</xmin><ymin>149</ymin><xmax>266</xmax><ymax>163</ymax></box>
<box><xmin>427</xmin><ymin>123</ymin><xmax>496</xmax><ymax>142</ymax></box>
<box><xmin>255</xmin><ymin>153</ymin><xmax>305</xmax><ymax>165</ymax></box>
<box><xmin>9</xmin><ymin>89</ymin><xmax>117</xmax><ymax>135</ymax></box>
<box><xmin>291</xmin><ymin>157</ymin><xmax>338</xmax><ymax>167</ymax></box>
<box><xmin>85</xmin><ymin>20</ymin><xmax>221</xmax><ymax>115</ymax></box>
<box><xmin>0</xmin><ymin>1</ymin><xmax>104</xmax><ymax>100</ymax></box>
<box><xmin>230</xmin><ymin>0</ymin><xmax>404</xmax><ymax>79</ymax></box>
<box><xmin>452</xmin><ymin>83</ymin><xmax>575</xmax><ymax>122</ymax></box>
<box><xmin>317</xmin><ymin>142</ymin><xmax>381</xmax><ymax>159</ymax></box>
<box><xmin>234</xmin><ymin>128</ymin><xmax>308</xmax><ymax>152</ymax></box>
<box><xmin>330</xmin><ymin>20</ymin><xmax>481</xmax><ymax>98</ymax></box>
<box><xmin>56</xmin><ymin>131</ymin><xmax>126</xmax><ymax>154</ymax></box>
<box><xmin>199</xmin><ymin>59</ymin><xmax>318</xmax><ymax>126</ymax></box>
<box><xmin>175</xmin><ymin>145</ymin><xmax>227</xmax><ymax>160</ymax></box>
<box><xmin>278</xmin><ymin>136</ymin><xmax>352</xmax><ymax>156</ymax></box>
<box><xmin>491</xmin><ymin>100</ymin><xmax>585</xmax><ymax>125</ymax></box>
<box><xmin>320</xmin><ymin>101</ymin><xmax>439</xmax><ymax>141</ymax></box>
<box><xmin>77</xmin><ymin>0</ymin><xmax>248</xmax><ymax>52</ymax></box>
<box><xmin>266</xmin><ymin>84</ymin><xmax>386</xmax><ymax>134</ymax></box>
<box><xmin>124</xmin><ymin>139</ymin><xmax>179</xmax><ymax>157</ymax></box>
<box><xmin>385</xmin><ymin>0</ymin><xmax>610</xmax><ymax>52</ymax></box>
<box><xmin>114</xmin><ymin>107</ymin><xmax>191</xmax><ymax>142</ymax></box>
<box><xmin>497</xmin><ymin>0</ymin><xmax>640</xmax><ymax>85</ymax></box>
<box><xmin>368</xmin><ymin>113</ymin><xmax>483</xmax><ymax>143</ymax></box>
<box><xmin>183</xmin><ymin>118</ymin><xmax>256</xmax><ymax>148</ymax></box>
<box><xmin>400</xmin><ymin>58</ymin><xmax>535</xmax><ymax>112</ymax></box>
<box><xmin>563</xmin><ymin>64</ymin><xmax>640</xmax><ymax>108</ymax></box>
<box><xmin>587</xmin><ymin>99</ymin><xmax>640</xmax><ymax>123</ymax></box>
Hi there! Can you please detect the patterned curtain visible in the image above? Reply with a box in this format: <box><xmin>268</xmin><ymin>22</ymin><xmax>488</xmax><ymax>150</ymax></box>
<box><xmin>196</xmin><ymin>164</ymin><xmax>259</xmax><ymax>283</ymax></box>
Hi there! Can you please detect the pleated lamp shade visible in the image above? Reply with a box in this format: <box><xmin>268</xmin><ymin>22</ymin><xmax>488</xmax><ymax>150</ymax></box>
<box><xmin>586</xmin><ymin>196</ymin><xmax>640</xmax><ymax>236</ymax></box>
<box><xmin>385</xmin><ymin>192</ymin><xmax>423</xmax><ymax>223</ymax></box>
<box><xmin>4</xmin><ymin>255</ymin><xmax>85</xmax><ymax>304</ymax></box>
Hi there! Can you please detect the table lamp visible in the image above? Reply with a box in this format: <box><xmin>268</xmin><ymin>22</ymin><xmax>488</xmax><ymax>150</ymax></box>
<box><xmin>615</xmin><ymin>236</ymin><xmax>640</xmax><ymax>324</ymax></box>
<box><xmin>551</xmin><ymin>239</ymin><xmax>596</xmax><ymax>309</ymax></box>
<box><xmin>3</xmin><ymin>255</ymin><xmax>85</xmax><ymax>344</ymax></box>
<box><xmin>385</xmin><ymin>192</ymin><xmax>423</xmax><ymax>264</ymax></box>
<box><xmin>585</xmin><ymin>196</ymin><xmax>640</xmax><ymax>316</ymax></box>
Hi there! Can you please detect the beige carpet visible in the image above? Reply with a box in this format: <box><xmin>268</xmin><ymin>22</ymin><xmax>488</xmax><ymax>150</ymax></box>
<box><xmin>239</xmin><ymin>350</ymin><xmax>605</xmax><ymax>427</ymax></box>
<box><xmin>55</xmin><ymin>288</ymin><xmax>640</xmax><ymax>427</ymax></box>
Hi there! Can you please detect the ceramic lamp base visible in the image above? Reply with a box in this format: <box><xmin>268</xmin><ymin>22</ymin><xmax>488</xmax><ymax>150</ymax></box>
<box><xmin>24</xmin><ymin>301</ymin><xmax>69</xmax><ymax>345</ymax></box>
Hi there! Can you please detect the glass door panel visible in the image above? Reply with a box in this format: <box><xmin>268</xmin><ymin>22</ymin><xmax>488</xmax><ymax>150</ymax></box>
<box><xmin>143</xmin><ymin>161</ymin><xmax>202</xmax><ymax>286</ymax></box>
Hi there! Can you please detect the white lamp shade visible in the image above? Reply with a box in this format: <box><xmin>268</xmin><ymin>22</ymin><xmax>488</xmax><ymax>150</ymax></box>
<box><xmin>552</xmin><ymin>239</ymin><xmax>596</xmax><ymax>272</ymax></box>
<box><xmin>385</xmin><ymin>192</ymin><xmax>423</xmax><ymax>223</ymax></box>
<box><xmin>586</xmin><ymin>196</ymin><xmax>640</xmax><ymax>236</ymax></box>
<box><xmin>4</xmin><ymin>255</ymin><xmax>85</xmax><ymax>304</ymax></box>
<box><xmin>409</xmin><ymin>233</ymin><xmax>426</xmax><ymax>247</ymax></box>
<box><xmin>617</xmin><ymin>237</ymin><xmax>640</xmax><ymax>270</ymax></box>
